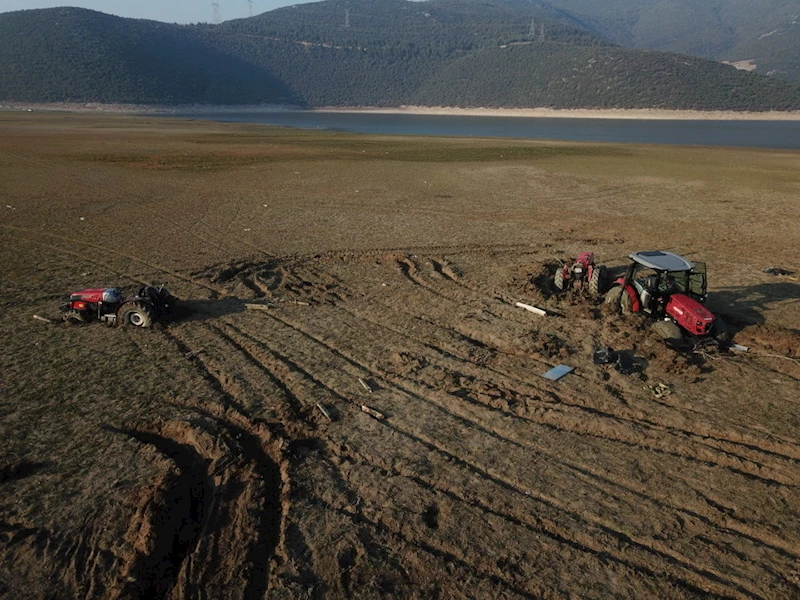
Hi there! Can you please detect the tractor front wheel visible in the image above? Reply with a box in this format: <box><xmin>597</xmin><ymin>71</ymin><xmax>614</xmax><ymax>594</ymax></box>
<box><xmin>589</xmin><ymin>265</ymin><xmax>607</xmax><ymax>296</ymax></box>
<box><xmin>604</xmin><ymin>286</ymin><xmax>634</xmax><ymax>314</ymax></box>
<box><xmin>554</xmin><ymin>267</ymin><xmax>566</xmax><ymax>291</ymax></box>
<box><xmin>118</xmin><ymin>302</ymin><xmax>153</xmax><ymax>328</ymax></box>
<box><xmin>652</xmin><ymin>320</ymin><xmax>684</xmax><ymax>347</ymax></box>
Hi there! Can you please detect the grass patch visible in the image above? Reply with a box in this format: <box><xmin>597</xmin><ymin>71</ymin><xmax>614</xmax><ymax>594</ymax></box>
<box><xmin>75</xmin><ymin>131</ymin><xmax>628</xmax><ymax>170</ymax></box>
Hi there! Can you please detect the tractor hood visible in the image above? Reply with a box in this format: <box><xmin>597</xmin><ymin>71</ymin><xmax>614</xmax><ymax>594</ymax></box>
<box><xmin>69</xmin><ymin>288</ymin><xmax>123</xmax><ymax>304</ymax></box>
<box><xmin>666</xmin><ymin>293</ymin><xmax>715</xmax><ymax>336</ymax></box>
<box><xmin>69</xmin><ymin>288</ymin><xmax>110</xmax><ymax>303</ymax></box>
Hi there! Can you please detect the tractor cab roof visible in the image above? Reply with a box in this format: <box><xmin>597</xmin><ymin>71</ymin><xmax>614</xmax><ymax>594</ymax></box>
<box><xmin>629</xmin><ymin>251</ymin><xmax>694</xmax><ymax>272</ymax></box>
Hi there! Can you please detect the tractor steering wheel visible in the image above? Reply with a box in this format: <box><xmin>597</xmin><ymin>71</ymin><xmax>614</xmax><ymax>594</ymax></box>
<box><xmin>658</xmin><ymin>276</ymin><xmax>675</xmax><ymax>294</ymax></box>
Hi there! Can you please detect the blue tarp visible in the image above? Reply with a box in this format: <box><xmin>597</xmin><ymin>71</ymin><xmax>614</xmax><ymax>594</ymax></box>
<box><xmin>542</xmin><ymin>365</ymin><xmax>575</xmax><ymax>381</ymax></box>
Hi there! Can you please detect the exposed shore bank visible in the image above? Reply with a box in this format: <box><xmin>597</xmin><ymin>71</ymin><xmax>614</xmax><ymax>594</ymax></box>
<box><xmin>3</xmin><ymin>102</ymin><xmax>800</xmax><ymax>121</ymax></box>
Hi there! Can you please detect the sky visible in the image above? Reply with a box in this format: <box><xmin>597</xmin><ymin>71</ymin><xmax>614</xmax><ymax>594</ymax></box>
<box><xmin>0</xmin><ymin>0</ymin><xmax>320</xmax><ymax>24</ymax></box>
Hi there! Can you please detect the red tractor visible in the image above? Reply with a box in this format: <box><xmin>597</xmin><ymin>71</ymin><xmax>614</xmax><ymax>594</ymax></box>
<box><xmin>604</xmin><ymin>251</ymin><xmax>728</xmax><ymax>346</ymax></box>
<box><xmin>554</xmin><ymin>251</ymin><xmax>607</xmax><ymax>296</ymax></box>
<box><xmin>61</xmin><ymin>285</ymin><xmax>177</xmax><ymax>328</ymax></box>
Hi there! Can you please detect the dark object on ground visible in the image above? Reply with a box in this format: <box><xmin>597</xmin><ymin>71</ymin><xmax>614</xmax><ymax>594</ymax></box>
<box><xmin>764</xmin><ymin>267</ymin><xmax>794</xmax><ymax>276</ymax></box>
<box><xmin>616</xmin><ymin>352</ymin><xmax>636</xmax><ymax>375</ymax></box>
<box><xmin>593</xmin><ymin>347</ymin><xmax>618</xmax><ymax>364</ymax></box>
<box><xmin>614</xmin><ymin>350</ymin><xmax>647</xmax><ymax>375</ymax></box>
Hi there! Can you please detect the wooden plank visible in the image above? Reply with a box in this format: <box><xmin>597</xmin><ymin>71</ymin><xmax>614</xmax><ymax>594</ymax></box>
<box><xmin>515</xmin><ymin>301</ymin><xmax>547</xmax><ymax>316</ymax></box>
<box><xmin>244</xmin><ymin>303</ymin><xmax>275</xmax><ymax>312</ymax></box>
<box><xmin>360</xmin><ymin>405</ymin><xmax>385</xmax><ymax>420</ymax></box>
<box><xmin>316</xmin><ymin>402</ymin><xmax>332</xmax><ymax>420</ymax></box>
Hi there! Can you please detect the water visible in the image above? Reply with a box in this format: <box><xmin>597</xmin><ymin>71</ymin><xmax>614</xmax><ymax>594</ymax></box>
<box><xmin>168</xmin><ymin>110</ymin><xmax>800</xmax><ymax>150</ymax></box>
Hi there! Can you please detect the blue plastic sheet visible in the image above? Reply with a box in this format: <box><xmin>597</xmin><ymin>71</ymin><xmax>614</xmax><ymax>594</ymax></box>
<box><xmin>542</xmin><ymin>365</ymin><xmax>575</xmax><ymax>381</ymax></box>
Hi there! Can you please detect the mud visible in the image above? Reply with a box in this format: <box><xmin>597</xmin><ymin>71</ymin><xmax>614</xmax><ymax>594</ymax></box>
<box><xmin>1</xmin><ymin>114</ymin><xmax>799</xmax><ymax>599</ymax></box>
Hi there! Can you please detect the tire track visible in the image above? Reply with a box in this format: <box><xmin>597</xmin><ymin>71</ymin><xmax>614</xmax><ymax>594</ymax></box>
<box><xmin>215</xmin><ymin>316</ymin><xmax>786</xmax><ymax>599</ymax></box>
<box><xmin>363</xmin><ymin>417</ymin><xmax>769</xmax><ymax>600</ymax></box>
<box><xmin>245</xmin><ymin>308</ymin><xmax>799</xmax><ymax>487</ymax></box>
<box><xmin>107</xmin><ymin>416</ymin><xmax>284</xmax><ymax>600</ymax></box>
<box><xmin>226</xmin><ymin>310</ymin><xmax>800</xmax><ymax>564</ymax></box>
<box><xmin>345</xmin><ymin>439</ymin><xmax>797</xmax><ymax>586</ymax></box>
<box><xmin>304</xmin><ymin>496</ymin><xmax>544</xmax><ymax>600</ymax></box>
<box><xmin>122</xmin><ymin>328</ymin><xmax>301</xmax><ymax>597</ymax></box>
<box><xmin>294</xmin><ymin>253</ymin><xmax>800</xmax><ymax>455</ymax></box>
<box><xmin>1</xmin><ymin>225</ymin><xmax>224</xmax><ymax>297</ymax></box>
<box><xmin>211</xmin><ymin>253</ymin><xmax>799</xmax><ymax>477</ymax></box>
<box><xmin>203</xmin><ymin>323</ymin><xmax>323</xmax><ymax>420</ymax></box>
<box><xmin>338</xmin><ymin>448</ymin><xmax>741</xmax><ymax>600</ymax></box>
<box><xmin>429</xmin><ymin>255</ymin><xmax>529</xmax><ymax>317</ymax></box>
<box><xmin>332</xmin><ymin>293</ymin><xmax>800</xmax><ymax>466</ymax></box>
<box><xmin>396</xmin><ymin>255</ymin><xmax>530</xmax><ymax>325</ymax></box>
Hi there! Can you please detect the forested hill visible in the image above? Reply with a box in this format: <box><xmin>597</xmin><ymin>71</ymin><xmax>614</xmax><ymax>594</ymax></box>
<box><xmin>2</xmin><ymin>0</ymin><xmax>800</xmax><ymax>111</ymax></box>
<box><xmin>539</xmin><ymin>0</ymin><xmax>800</xmax><ymax>84</ymax></box>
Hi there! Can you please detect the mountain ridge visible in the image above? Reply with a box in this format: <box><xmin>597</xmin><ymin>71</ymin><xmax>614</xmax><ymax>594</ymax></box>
<box><xmin>1</xmin><ymin>2</ymin><xmax>799</xmax><ymax>111</ymax></box>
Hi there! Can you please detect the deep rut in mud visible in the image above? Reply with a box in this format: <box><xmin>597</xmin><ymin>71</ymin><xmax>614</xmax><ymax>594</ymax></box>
<box><xmin>104</xmin><ymin>412</ymin><xmax>286</xmax><ymax>600</ymax></box>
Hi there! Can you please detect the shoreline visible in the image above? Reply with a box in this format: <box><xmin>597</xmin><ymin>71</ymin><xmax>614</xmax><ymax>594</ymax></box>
<box><xmin>3</xmin><ymin>102</ymin><xmax>800</xmax><ymax>121</ymax></box>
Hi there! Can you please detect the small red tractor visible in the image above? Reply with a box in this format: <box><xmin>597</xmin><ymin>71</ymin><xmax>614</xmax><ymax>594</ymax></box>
<box><xmin>60</xmin><ymin>285</ymin><xmax>177</xmax><ymax>328</ymax></box>
<box><xmin>554</xmin><ymin>251</ymin><xmax>607</xmax><ymax>296</ymax></box>
<box><xmin>604</xmin><ymin>251</ymin><xmax>728</xmax><ymax>346</ymax></box>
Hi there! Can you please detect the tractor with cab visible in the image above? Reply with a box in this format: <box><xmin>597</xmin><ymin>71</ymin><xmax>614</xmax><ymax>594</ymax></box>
<box><xmin>604</xmin><ymin>251</ymin><xmax>728</xmax><ymax>346</ymax></box>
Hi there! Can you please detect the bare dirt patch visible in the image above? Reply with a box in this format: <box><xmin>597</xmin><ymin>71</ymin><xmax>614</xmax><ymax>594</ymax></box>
<box><xmin>1</xmin><ymin>114</ymin><xmax>799</xmax><ymax>599</ymax></box>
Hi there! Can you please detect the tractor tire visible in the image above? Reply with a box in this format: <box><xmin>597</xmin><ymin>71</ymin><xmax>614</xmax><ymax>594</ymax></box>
<box><xmin>553</xmin><ymin>267</ymin><xmax>566</xmax><ymax>291</ymax></box>
<box><xmin>589</xmin><ymin>265</ymin><xmax>607</xmax><ymax>297</ymax></box>
<box><xmin>118</xmin><ymin>302</ymin><xmax>153</xmax><ymax>328</ymax></box>
<box><xmin>604</xmin><ymin>286</ymin><xmax>634</xmax><ymax>314</ymax></box>
<box><xmin>62</xmin><ymin>310</ymin><xmax>86</xmax><ymax>325</ymax></box>
<box><xmin>652</xmin><ymin>320</ymin><xmax>684</xmax><ymax>346</ymax></box>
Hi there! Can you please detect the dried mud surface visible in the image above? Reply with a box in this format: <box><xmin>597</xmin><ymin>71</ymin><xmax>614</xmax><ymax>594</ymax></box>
<box><xmin>1</xmin><ymin>114</ymin><xmax>799</xmax><ymax>599</ymax></box>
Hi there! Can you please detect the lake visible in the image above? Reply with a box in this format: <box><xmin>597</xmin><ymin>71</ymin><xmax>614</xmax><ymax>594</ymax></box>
<box><xmin>168</xmin><ymin>110</ymin><xmax>800</xmax><ymax>150</ymax></box>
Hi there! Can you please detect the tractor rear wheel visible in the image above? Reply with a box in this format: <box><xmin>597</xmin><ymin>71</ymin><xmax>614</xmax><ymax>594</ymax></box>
<box><xmin>589</xmin><ymin>265</ymin><xmax>607</xmax><ymax>296</ymax></box>
<box><xmin>604</xmin><ymin>286</ymin><xmax>634</xmax><ymax>314</ymax></box>
<box><xmin>118</xmin><ymin>302</ymin><xmax>153</xmax><ymax>328</ymax></box>
<box><xmin>652</xmin><ymin>320</ymin><xmax>684</xmax><ymax>346</ymax></box>
<box><xmin>553</xmin><ymin>267</ymin><xmax>566</xmax><ymax>291</ymax></box>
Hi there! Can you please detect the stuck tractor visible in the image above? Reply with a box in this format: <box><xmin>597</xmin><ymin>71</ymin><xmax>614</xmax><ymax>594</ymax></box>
<box><xmin>604</xmin><ymin>251</ymin><xmax>728</xmax><ymax>346</ymax></box>
<box><xmin>554</xmin><ymin>251</ymin><xmax>607</xmax><ymax>296</ymax></box>
<box><xmin>61</xmin><ymin>285</ymin><xmax>177</xmax><ymax>328</ymax></box>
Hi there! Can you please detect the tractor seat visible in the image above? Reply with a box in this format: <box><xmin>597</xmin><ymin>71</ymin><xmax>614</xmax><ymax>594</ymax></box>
<box><xmin>642</xmin><ymin>275</ymin><xmax>658</xmax><ymax>291</ymax></box>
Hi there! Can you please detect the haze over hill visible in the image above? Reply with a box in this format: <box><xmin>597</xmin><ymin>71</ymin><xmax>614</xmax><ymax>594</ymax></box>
<box><xmin>1</xmin><ymin>0</ymin><xmax>800</xmax><ymax>110</ymax></box>
<box><xmin>541</xmin><ymin>0</ymin><xmax>800</xmax><ymax>84</ymax></box>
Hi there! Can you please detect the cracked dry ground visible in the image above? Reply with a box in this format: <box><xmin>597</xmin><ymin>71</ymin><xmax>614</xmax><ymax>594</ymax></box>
<box><xmin>1</xmin><ymin>114</ymin><xmax>799</xmax><ymax>599</ymax></box>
